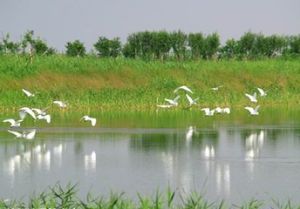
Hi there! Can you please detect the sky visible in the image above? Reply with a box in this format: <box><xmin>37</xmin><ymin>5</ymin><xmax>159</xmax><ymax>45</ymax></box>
<box><xmin>0</xmin><ymin>0</ymin><xmax>300</xmax><ymax>51</ymax></box>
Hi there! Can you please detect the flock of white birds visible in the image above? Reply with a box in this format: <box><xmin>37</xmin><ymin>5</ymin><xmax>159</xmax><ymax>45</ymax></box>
<box><xmin>3</xmin><ymin>85</ymin><xmax>267</xmax><ymax>140</ymax></box>
<box><xmin>3</xmin><ymin>89</ymin><xmax>97</xmax><ymax>140</ymax></box>
<box><xmin>157</xmin><ymin>85</ymin><xmax>267</xmax><ymax>116</ymax></box>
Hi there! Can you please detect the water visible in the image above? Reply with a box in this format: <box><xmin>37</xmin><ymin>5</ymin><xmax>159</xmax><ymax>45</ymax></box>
<box><xmin>0</xmin><ymin>110</ymin><xmax>300</xmax><ymax>204</ymax></box>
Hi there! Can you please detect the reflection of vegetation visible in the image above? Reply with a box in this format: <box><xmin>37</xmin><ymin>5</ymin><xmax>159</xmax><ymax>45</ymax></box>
<box><xmin>0</xmin><ymin>183</ymin><xmax>298</xmax><ymax>209</ymax></box>
<box><xmin>129</xmin><ymin>130</ymin><xmax>219</xmax><ymax>152</ymax></box>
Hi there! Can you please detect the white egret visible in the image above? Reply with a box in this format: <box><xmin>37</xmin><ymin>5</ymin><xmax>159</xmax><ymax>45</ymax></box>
<box><xmin>174</xmin><ymin>85</ymin><xmax>193</xmax><ymax>94</ymax></box>
<box><xmin>32</xmin><ymin>107</ymin><xmax>48</xmax><ymax>116</ymax></box>
<box><xmin>185</xmin><ymin>94</ymin><xmax>199</xmax><ymax>106</ymax></box>
<box><xmin>19</xmin><ymin>107</ymin><xmax>36</xmax><ymax>120</ymax></box>
<box><xmin>156</xmin><ymin>104</ymin><xmax>174</xmax><ymax>108</ymax></box>
<box><xmin>22</xmin><ymin>89</ymin><xmax>35</xmax><ymax>97</ymax></box>
<box><xmin>8</xmin><ymin>129</ymin><xmax>36</xmax><ymax>140</ymax></box>
<box><xmin>81</xmin><ymin>115</ymin><xmax>97</xmax><ymax>126</ymax></box>
<box><xmin>201</xmin><ymin>108</ymin><xmax>215</xmax><ymax>116</ymax></box>
<box><xmin>53</xmin><ymin>101</ymin><xmax>67</xmax><ymax>108</ymax></box>
<box><xmin>245</xmin><ymin>105</ymin><xmax>260</xmax><ymax>115</ymax></box>
<box><xmin>3</xmin><ymin>119</ymin><xmax>23</xmax><ymax>127</ymax></box>
<box><xmin>211</xmin><ymin>85</ymin><xmax>223</xmax><ymax>91</ymax></box>
<box><xmin>223</xmin><ymin>107</ymin><xmax>230</xmax><ymax>114</ymax></box>
<box><xmin>164</xmin><ymin>95</ymin><xmax>180</xmax><ymax>106</ymax></box>
<box><xmin>214</xmin><ymin>107</ymin><xmax>230</xmax><ymax>114</ymax></box>
<box><xmin>214</xmin><ymin>107</ymin><xmax>223</xmax><ymax>113</ymax></box>
<box><xmin>257</xmin><ymin>87</ymin><xmax>267</xmax><ymax>97</ymax></box>
<box><xmin>37</xmin><ymin>114</ymin><xmax>51</xmax><ymax>123</ymax></box>
<box><xmin>245</xmin><ymin>92</ymin><xmax>258</xmax><ymax>103</ymax></box>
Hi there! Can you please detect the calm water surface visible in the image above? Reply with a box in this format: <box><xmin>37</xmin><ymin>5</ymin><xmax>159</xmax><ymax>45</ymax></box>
<box><xmin>0</xmin><ymin>110</ymin><xmax>300</xmax><ymax>204</ymax></box>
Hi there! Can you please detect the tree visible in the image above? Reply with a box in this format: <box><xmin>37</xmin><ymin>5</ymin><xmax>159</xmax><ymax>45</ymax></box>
<box><xmin>65</xmin><ymin>40</ymin><xmax>86</xmax><ymax>57</ymax></box>
<box><xmin>203</xmin><ymin>33</ymin><xmax>220</xmax><ymax>59</ymax></box>
<box><xmin>94</xmin><ymin>37</ymin><xmax>121</xmax><ymax>58</ymax></box>
<box><xmin>238</xmin><ymin>32</ymin><xmax>256</xmax><ymax>58</ymax></box>
<box><xmin>170</xmin><ymin>31</ymin><xmax>187</xmax><ymax>60</ymax></box>
<box><xmin>152</xmin><ymin>31</ymin><xmax>171</xmax><ymax>60</ymax></box>
<box><xmin>219</xmin><ymin>39</ymin><xmax>239</xmax><ymax>59</ymax></box>
<box><xmin>289</xmin><ymin>35</ymin><xmax>300</xmax><ymax>55</ymax></box>
<box><xmin>1</xmin><ymin>33</ymin><xmax>20</xmax><ymax>54</ymax></box>
<box><xmin>188</xmin><ymin>33</ymin><xmax>204</xmax><ymax>59</ymax></box>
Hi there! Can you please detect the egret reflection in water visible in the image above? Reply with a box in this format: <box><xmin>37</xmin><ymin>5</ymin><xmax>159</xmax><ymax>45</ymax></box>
<box><xmin>0</xmin><ymin>124</ymin><xmax>300</xmax><ymax>203</ymax></box>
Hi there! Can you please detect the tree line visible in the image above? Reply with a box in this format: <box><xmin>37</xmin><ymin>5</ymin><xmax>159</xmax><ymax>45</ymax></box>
<box><xmin>0</xmin><ymin>30</ymin><xmax>300</xmax><ymax>60</ymax></box>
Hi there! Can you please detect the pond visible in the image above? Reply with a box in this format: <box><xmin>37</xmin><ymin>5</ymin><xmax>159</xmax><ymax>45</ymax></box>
<box><xmin>0</xmin><ymin>109</ymin><xmax>300</xmax><ymax>204</ymax></box>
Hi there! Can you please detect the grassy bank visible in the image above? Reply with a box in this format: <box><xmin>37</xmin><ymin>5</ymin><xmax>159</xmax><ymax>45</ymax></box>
<box><xmin>0</xmin><ymin>184</ymin><xmax>298</xmax><ymax>209</ymax></box>
<box><xmin>0</xmin><ymin>55</ymin><xmax>300</xmax><ymax>111</ymax></box>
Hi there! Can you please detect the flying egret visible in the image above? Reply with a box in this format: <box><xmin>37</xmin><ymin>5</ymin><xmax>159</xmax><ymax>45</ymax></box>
<box><xmin>8</xmin><ymin>129</ymin><xmax>36</xmax><ymax>140</ymax></box>
<box><xmin>257</xmin><ymin>87</ymin><xmax>267</xmax><ymax>97</ymax></box>
<box><xmin>164</xmin><ymin>95</ymin><xmax>180</xmax><ymax>106</ymax></box>
<box><xmin>245</xmin><ymin>92</ymin><xmax>258</xmax><ymax>103</ymax></box>
<box><xmin>201</xmin><ymin>108</ymin><xmax>215</xmax><ymax>116</ymax></box>
<box><xmin>19</xmin><ymin>107</ymin><xmax>36</xmax><ymax>120</ymax></box>
<box><xmin>53</xmin><ymin>101</ymin><xmax>67</xmax><ymax>108</ymax></box>
<box><xmin>3</xmin><ymin>119</ymin><xmax>23</xmax><ymax>127</ymax></box>
<box><xmin>37</xmin><ymin>114</ymin><xmax>51</xmax><ymax>123</ymax></box>
<box><xmin>211</xmin><ymin>85</ymin><xmax>223</xmax><ymax>91</ymax></box>
<box><xmin>81</xmin><ymin>115</ymin><xmax>97</xmax><ymax>126</ymax></box>
<box><xmin>22</xmin><ymin>89</ymin><xmax>35</xmax><ymax>97</ymax></box>
<box><xmin>186</xmin><ymin>94</ymin><xmax>199</xmax><ymax>106</ymax></box>
<box><xmin>245</xmin><ymin>105</ymin><xmax>260</xmax><ymax>115</ymax></box>
<box><xmin>32</xmin><ymin>107</ymin><xmax>49</xmax><ymax>116</ymax></box>
<box><xmin>174</xmin><ymin>85</ymin><xmax>193</xmax><ymax>94</ymax></box>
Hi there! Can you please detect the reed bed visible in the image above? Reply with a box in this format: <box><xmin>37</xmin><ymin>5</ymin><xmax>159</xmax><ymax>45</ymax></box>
<box><xmin>1</xmin><ymin>55</ymin><xmax>300</xmax><ymax>112</ymax></box>
<box><xmin>0</xmin><ymin>184</ymin><xmax>299</xmax><ymax>209</ymax></box>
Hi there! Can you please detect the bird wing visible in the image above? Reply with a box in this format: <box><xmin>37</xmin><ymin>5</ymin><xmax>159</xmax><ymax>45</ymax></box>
<box><xmin>244</xmin><ymin>107</ymin><xmax>254</xmax><ymax>113</ymax></box>
<box><xmin>181</xmin><ymin>86</ymin><xmax>193</xmax><ymax>94</ymax></box>
<box><xmin>8</xmin><ymin>130</ymin><xmax>22</xmax><ymax>138</ymax></box>
<box><xmin>3</xmin><ymin>119</ymin><xmax>15</xmax><ymax>125</ymax></box>
<box><xmin>45</xmin><ymin>115</ymin><xmax>51</xmax><ymax>123</ymax></box>
<box><xmin>173</xmin><ymin>95</ymin><xmax>180</xmax><ymax>102</ymax></box>
<box><xmin>22</xmin><ymin>89</ymin><xmax>32</xmax><ymax>97</ymax></box>
<box><xmin>174</xmin><ymin>85</ymin><xmax>193</xmax><ymax>94</ymax></box>
<box><xmin>257</xmin><ymin>88</ymin><xmax>264</xmax><ymax>95</ymax></box>
<box><xmin>32</xmin><ymin>108</ymin><xmax>43</xmax><ymax>115</ymax></box>
<box><xmin>53</xmin><ymin>101</ymin><xmax>61</xmax><ymax>105</ymax></box>
<box><xmin>255</xmin><ymin>105</ymin><xmax>260</xmax><ymax>112</ymax></box>
<box><xmin>25</xmin><ymin>130</ymin><xmax>36</xmax><ymax>140</ymax></box>
<box><xmin>186</xmin><ymin>94</ymin><xmax>193</xmax><ymax>104</ymax></box>
<box><xmin>20</xmin><ymin>108</ymin><xmax>36</xmax><ymax>120</ymax></box>
<box><xmin>245</xmin><ymin>93</ymin><xmax>252</xmax><ymax>100</ymax></box>
<box><xmin>164</xmin><ymin>98</ymin><xmax>174</xmax><ymax>105</ymax></box>
<box><xmin>90</xmin><ymin>118</ymin><xmax>97</xmax><ymax>126</ymax></box>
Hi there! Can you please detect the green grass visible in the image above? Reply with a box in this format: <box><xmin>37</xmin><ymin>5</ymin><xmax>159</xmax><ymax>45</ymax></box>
<box><xmin>0</xmin><ymin>184</ymin><xmax>299</xmax><ymax>209</ymax></box>
<box><xmin>1</xmin><ymin>55</ymin><xmax>300</xmax><ymax>112</ymax></box>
